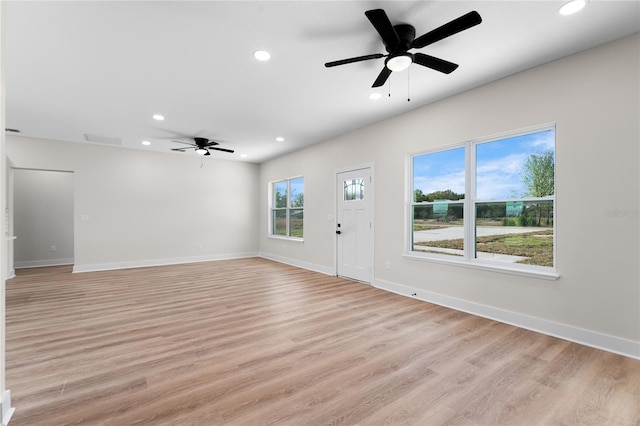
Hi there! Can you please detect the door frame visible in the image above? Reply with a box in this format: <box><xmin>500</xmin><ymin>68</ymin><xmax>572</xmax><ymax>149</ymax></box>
<box><xmin>334</xmin><ymin>162</ymin><xmax>374</xmax><ymax>283</ymax></box>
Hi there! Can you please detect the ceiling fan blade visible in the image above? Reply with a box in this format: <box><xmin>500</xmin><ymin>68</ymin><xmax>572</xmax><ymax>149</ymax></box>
<box><xmin>325</xmin><ymin>53</ymin><xmax>385</xmax><ymax>68</ymax></box>
<box><xmin>365</xmin><ymin>9</ymin><xmax>401</xmax><ymax>52</ymax></box>
<box><xmin>372</xmin><ymin>67</ymin><xmax>392</xmax><ymax>88</ymax></box>
<box><xmin>171</xmin><ymin>140</ymin><xmax>196</xmax><ymax>147</ymax></box>
<box><xmin>210</xmin><ymin>147</ymin><xmax>235</xmax><ymax>153</ymax></box>
<box><xmin>413</xmin><ymin>53</ymin><xmax>459</xmax><ymax>74</ymax></box>
<box><xmin>204</xmin><ymin>151</ymin><xmax>211</xmax><ymax>156</ymax></box>
<box><xmin>171</xmin><ymin>148</ymin><xmax>187</xmax><ymax>152</ymax></box>
<box><xmin>411</xmin><ymin>11</ymin><xmax>482</xmax><ymax>49</ymax></box>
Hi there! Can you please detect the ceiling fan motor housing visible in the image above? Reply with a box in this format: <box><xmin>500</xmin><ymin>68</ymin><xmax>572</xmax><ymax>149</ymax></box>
<box><xmin>391</xmin><ymin>24</ymin><xmax>416</xmax><ymax>53</ymax></box>
<box><xmin>194</xmin><ymin>137</ymin><xmax>210</xmax><ymax>147</ymax></box>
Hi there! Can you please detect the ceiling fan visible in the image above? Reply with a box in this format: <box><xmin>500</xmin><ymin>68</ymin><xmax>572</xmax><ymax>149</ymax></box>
<box><xmin>325</xmin><ymin>9</ymin><xmax>482</xmax><ymax>87</ymax></box>
<box><xmin>171</xmin><ymin>137</ymin><xmax>234</xmax><ymax>156</ymax></box>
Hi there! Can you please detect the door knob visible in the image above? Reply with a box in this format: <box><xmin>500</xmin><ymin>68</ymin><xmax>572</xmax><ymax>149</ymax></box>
<box><xmin>336</xmin><ymin>230</ymin><xmax>341</xmax><ymax>235</ymax></box>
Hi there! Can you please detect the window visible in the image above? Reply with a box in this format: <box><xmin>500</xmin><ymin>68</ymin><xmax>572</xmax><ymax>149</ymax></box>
<box><xmin>344</xmin><ymin>178</ymin><xmax>365</xmax><ymax>201</ymax></box>
<box><xmin>410</xmin><ymin>126</ymin><xmax>556</xmax><ymax>276</ymax></box>
<box><xmin>271</xmin><ymin>176</ymin><xmax>304</xmax><ymax>239</ymax></box>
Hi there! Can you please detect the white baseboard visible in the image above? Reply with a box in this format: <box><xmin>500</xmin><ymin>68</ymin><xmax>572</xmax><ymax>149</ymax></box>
<box><xmin>15</xmin><ymin>258</ymin><xmax>74</xmax><ymax>269</ymax></box>
<box><xmin>259</xmin><ymin>252</ymin><xmax>334</xmax><ymax>276</ymax></box>
<box><xmin>72</xmin><ymin>252</ymin><xmax>259</xmax><ymax>273</ymax></box>
<box><xmin>374</xmin><ymin>278</ymin><xmax>640</xmax><ymax>360</ymax></box>
<box><xmin>1</xmin><ymin>390</ymin><xmax>15</xmax><ymax>426</ymax></box>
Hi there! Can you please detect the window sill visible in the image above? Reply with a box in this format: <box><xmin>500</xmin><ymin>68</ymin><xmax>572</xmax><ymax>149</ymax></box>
<box><xmin>268</xmin><ymin>235</ymin><xmax>304</xmax><ymax>243</ymax></box>
<box><xmin>402</xmin><ymin>252</ymin><xmax>559</xmax><ymax>281</ymax></box>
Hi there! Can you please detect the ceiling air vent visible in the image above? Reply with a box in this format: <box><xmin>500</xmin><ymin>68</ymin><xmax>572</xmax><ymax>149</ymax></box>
<box><xmin>84</xmin><ymin>133</ymin><xmax>123</xmax><ymax>146</ymax></box>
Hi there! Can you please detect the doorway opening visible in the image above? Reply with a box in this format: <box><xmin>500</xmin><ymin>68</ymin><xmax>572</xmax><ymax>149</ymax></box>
<box><xmin>12</xmin><ymin>168</ymin><xmax>74</xmax><ymax>272</ymax></box>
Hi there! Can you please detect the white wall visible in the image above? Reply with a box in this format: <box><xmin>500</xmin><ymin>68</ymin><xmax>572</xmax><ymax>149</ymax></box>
<box><xmin>259</xmin><ymin>34</ymin><xmax>640</xmax><ymax>358</ymax></box>
<box><xmin>7</xmin><ymin>138</ymin><xmax>260</xmax><ymax>271</ymax></box>
<box><xmin>14</xmin><ymin>169</ymin><xmax>74</xmax><ymax>268</ymax></box>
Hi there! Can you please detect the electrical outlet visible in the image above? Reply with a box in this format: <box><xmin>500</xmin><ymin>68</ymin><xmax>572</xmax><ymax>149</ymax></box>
<box><xmin>50</xmin><ymin>245</ymin><xmax>56</xmax><ymax>252</ymax></box>
<box><xmin>385</xmin><ymin>261</ymin><xmax>391</xmax><ymax>270</ymax></box>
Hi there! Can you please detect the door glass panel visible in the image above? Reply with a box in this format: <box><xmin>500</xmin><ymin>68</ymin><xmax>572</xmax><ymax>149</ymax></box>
<box><xmin>344</xmin><ymin>178</ymin><xmax>364</xmax><ymax>201</ymax></box>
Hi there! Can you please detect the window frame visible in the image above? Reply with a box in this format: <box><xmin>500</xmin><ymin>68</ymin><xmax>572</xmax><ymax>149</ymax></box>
<box><xmin>269</xmin><ymin>176</ymin><xmax>304</xmax><ymax>241</ymax></box>
<box><xmin>405</xmin><ymin>125</ymin><xmax>558</xmax><ymax>280</ymax></box>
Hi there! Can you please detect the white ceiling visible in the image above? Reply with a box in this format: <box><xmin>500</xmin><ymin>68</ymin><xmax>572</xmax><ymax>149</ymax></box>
<box><xmin>5</xmin><ymin>1</ymin><xmax>639</xmax><ymax>163</ymax></box>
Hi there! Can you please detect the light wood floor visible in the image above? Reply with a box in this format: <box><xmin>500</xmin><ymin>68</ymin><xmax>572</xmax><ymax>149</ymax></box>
<box><xmin>6</xmin><ymin>258</ymin><xmax>640</xmax><ymax>425</ymax></box>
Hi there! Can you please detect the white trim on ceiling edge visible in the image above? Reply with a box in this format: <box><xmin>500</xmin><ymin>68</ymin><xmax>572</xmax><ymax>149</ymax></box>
<box><xmin>72</xmin><ymin>252</ymin><xmax>259</xmax><ymax>273</ymax></box>
<box><xmin>374</xmin><ymin>278</ymin><xmax>640</xmax><ymax>361</ymax></box>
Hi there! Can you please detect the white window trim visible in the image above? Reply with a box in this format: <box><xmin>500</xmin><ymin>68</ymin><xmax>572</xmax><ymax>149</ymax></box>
<box><xmin>405</xmin><ymin>124</ymin><xmax>558</xmax><ymax>280</ymax></box>
<box><xmin>268</xmin><ymin>176</ymin><xmax>304</xmax><ymax>241</ymax></box>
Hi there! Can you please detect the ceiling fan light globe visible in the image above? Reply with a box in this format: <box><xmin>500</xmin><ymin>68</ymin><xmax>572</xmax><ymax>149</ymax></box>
<box><xmin>195</xmin><ymin>148</ymin><xmax>208</xmax><ymax>155</ymax></box>
<box><xmin>386</xmin><ymin>54</ymin><xmax>413</xmax><ymax>72</ymax></box>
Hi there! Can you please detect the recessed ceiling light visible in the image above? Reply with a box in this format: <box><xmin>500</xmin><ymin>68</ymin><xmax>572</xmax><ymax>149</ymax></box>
<box><xmin>240</xmin><ymin>153</ymin><xmax>248</xmax><ymax>158</ymax></box>
<box><xmin>559</xmin><ymin>0</ymin><xmax>586</xmax><ymax>15</ymax></box>
<box><xmin>254</xmin><ymin>50</ymin><xmax>271</xmax><ymax>61</ymax></box>
<box><xmin>369</xmin><ymin>93</ymin><xmax>382</xmax><ymax>100</ymax></box>
<box><xmin>276</xmin><ymin>137</ymin><xmax>285</xmax><ymax>142</ymax></box>
<box><xmin>152</xmin><ymin>114</ymin><xmax>165</xmax><ymax>121</ymax></box>
<box><xmin>141</xmin><ymin>140</ymin><xmax>151</xmax><ymax>146</ymax></box>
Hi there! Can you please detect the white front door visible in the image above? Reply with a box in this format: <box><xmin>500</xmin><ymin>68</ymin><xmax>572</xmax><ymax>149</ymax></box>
<box><xmin>336</xmin><ymin>167</ymin><xmax>373</xmax><ymax>283</ymax></box>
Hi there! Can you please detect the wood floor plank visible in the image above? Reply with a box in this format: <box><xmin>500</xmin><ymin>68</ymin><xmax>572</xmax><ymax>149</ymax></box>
<box><xmin>5</xmin><ymin>258</ymin><xmax>640</xmax><ymax>425</ymax></box>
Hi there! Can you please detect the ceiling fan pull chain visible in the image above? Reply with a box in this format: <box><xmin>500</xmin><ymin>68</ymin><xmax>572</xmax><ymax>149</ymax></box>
<box><xmin>407</xmin><ymin>67</ymin><xmax>411</xmax><ymax>102</ymax></box>
<box><xmin>388</xmin><ymin>77</ymin><xmax>392</xmax><ymax>98</ymax></box>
